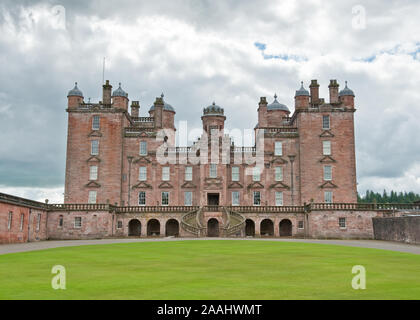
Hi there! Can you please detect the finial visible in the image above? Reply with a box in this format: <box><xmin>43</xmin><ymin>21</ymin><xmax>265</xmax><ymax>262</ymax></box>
<box><xmin>274</xmin><ymin>93</ymin><xmax>278</xmax><ymax>100</ymax></box>
<box><xmin>301</xmin><ymin>81</ymin><xmax>304</xmax><ymax>86</ymax></box>
<box><xmin>119</xmin><ymin>82</ymin><xmax>122</xmax><ymax>87</ymax></box>
<box><xmin>345</xmin><ymin>81</ymin><xmax>348</xmax><ymax>88</ymax></box>
<box><xmin>161</xmin><ymin>93</ymin><xmax>164</xmax><ymax>98</ymax></box>
<box><xmin>212</xmin><ymin>101</ymin><xmax>216</xmax><ymax>105</ymax></box>
<box><xmin>75</xmin><ymin>82</ymin><xmax>78</xmax><ymax>87</ymax></box>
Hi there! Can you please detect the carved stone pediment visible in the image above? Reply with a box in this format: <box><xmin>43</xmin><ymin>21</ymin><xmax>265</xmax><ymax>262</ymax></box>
<box><xmin>87</xmin><ymin>156</ymin><xmax>101</xmax><ymax>163</ymax></box>
<box><xmin>85</xmin><ymin>181</ymin><xmax>101</xmax><ymax>188</ymax></box>
<box><xmin>228</xmin><ymin>182</ymin><xmax>243</xmax><ymax>189</ymax></box>
<box><xmin>132</xmin><ymin>181</ymin><xmax>153</xmax><ymax>189</ymax></box>
<box><xmin>159</xmin><ymin>182</ymin><xmax>173</xmax><ymax>189</ymax></box>
<box><xmin>88</xmin><ymin>130</ymin><xmax>102</xmax><ymax>137</ymax></box>
<box><xmin>269</xmin><ymin>181</ymin><xmax>290</xmax><ymax>190</ymax></box>
<box><xmin>133</xmin><ymin>156</ymin><xmax>151</xmax><ymax>164</ymax></box>
<box><xmin>319</xmin><ymin>181</ymin><xmax>338</xmax><ymax>189</ymax></box>
<box><xmin>270</xmin><ymin>157</ymin><xmax>288</xmax><ymax>165</ymax></box>
<box><xmin>181</xmin><ymin>181</ymin><xmax>197</xmax><ymax>189</ymax></box>
<box><xmin>247</xmin><ymin>182</ymin><xmax>264</xmax><ymax>190</ymax></box>
<box><xmin>320</xmin><ymin>130</ymin><xmax>334</xmax><ymax>138</ymax></box>
<box><xmin>320</xmin><ymin>156</ymin><xmax>336</xmax><ymax>163</ymax></box>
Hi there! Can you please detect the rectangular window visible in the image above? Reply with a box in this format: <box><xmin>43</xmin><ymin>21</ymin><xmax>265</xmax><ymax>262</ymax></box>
<box><xmin>339</xmin><ymin>218</ymin><xmax>346</xmax><ymax>229</ymax></box>
<box><xmin>7</xmin><ymin>212</ymin><xmax>12</xmax><ymax>230</ymax></box>
<box><xmin>253</xmin><ymin>191</ymin><xmax>261</xmax><ymax>206</ymax></box>
<box><xmin>323</xmin><ymin>115</ymin><xmax>330</xmax><ymax>130</ymax></box>
<box><xmin>253</xmin><ymin>167</ymin><xmax>261</xmax><ymax>182</ymax></box>
<box><xmin>88</xmin><ymin>191</ymin><xmax>97</xmax><ymax>204</ymax></box>
<box><xmin>92</xmin><ymin>115</ymin><xmax>100</xmax><ymax>130</ymax></box>
<box><xmin>20</xmin><ymin>213</ymin><xmax>24</xmax><ymax>231</ymax></box>
<box><xmin>138</xmin><ymin>192</ymin><xmax>146</xmax><ymax>206</ymax></box>
<box><xmin>162</xmin><ymin>192</ymin><xmax>169</xmax><ymax>206</ymax></box>
<box><xmin>275</xmin><ymin>141</ymin><xmax>283</xmax><ymax>156</ymax></box>
<box><xmin>184</xmin><ymin>192</ymin><xmax>192</xmax><ymax>206</ymax></box>
<box><xmin>232</xmin><ymin>167</ymin><xmax>240</xmax><ymax>182</ymax></box>
<box><xmin>325</xmin><ymin>191</ymin><xmax>333</xmax><ymax>204</ymax></box>
<box><xmin>232</xmin><ymin>191</ymin><xmax>240</xmax><ymax>206</ymax></box>
<box><xmin>324</xmin><ymin>166</ymin><xmax>332</xmax><ymax>181</ymax></box>
<box><xmin>89</xmin><ymin>166</ymin><xmax>98</xmax><ymax>180</ymax></box>
<box><xmin>162</xmin><ymin>167</ymin><xmax>170</xmax><ymax>181</ymax></box>
<box><xmin>298</xmin><ymin>221</ymin><xmax>304</xmax><ymax>229</ymax></box>
<box><xmin>36</xmin><ymin>214</ymin><xmax>41</xmax><ymax>232</ymax></box>
<box><xmin>117</xmin><ymin>221</ymin><xmax>123</xmax><ymax>229</ymax></box>
<box><xmin>74</xmin><ymin>217</ymin><xmax>82</xmax><ymax>229</ymax></box>
<box><xmin>323</xmin><ymin>141</ymin><xmax>331</xmax><ymax>156</ymax></box>
<box><xmin>59</xmin><ymin>215</ymin><xmax>63</xmax><ymax>228</ymax></box>
<box><xmin>139</xmin><ymin>141</ymin><xmax>148</xmax><ymax>156</ymax></box>
<box><xmin>210</xmin><ymin>164</ymin><xmax>217</xmax><ymax>178</ymax></box>
<box><xmin>185</xmin><ymin>167</ymin><xmax>193</xmax><ymax>181</ymax></box>
<box><xmin>275</xmin><ymin>167</ymin><xmax>283</xmax><ymax>182</ymax></box>
<box><xmin>139</xmin><ymin>167</ymin><xmax>147</xmax><ymax>181</ymax></box>
<box><xmin>275</xmin><ymin>192</ymin><xmax>284</xmax><ymax>206</ymax></box>
<box><xmin>91</xmin><ymin>140</ymin><xmax>99</xmax><ymax>155</ymax></box>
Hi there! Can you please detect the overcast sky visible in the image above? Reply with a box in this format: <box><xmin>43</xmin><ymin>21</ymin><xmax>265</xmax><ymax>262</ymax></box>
<box><xmin>0</xmin><ymin>0</ymin><xmax>419</xmax><ymax>202</ymax></box>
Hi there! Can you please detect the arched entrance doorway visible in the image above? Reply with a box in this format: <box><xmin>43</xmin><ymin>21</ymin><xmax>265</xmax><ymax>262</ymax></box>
<box><xmin>279</xmin><ymin>219</ymin><xmax>292</xmax><ymax>237</ymax></box>
<box><xmin>207</xmin><ymin>218</ymin><xmax>219</xmax><ymax>237</ymax></box>
<box><xmin>165</xmin><ymin>219</ymin><xmax>179</xmax><ymax>237</ymax></box>
<box><xmin>260</xmin><ymin>219</ymin><xmax>274</xmax><ymax>237</ymax></box>
<box><xmin>147</xmin><ymin>219</ymin><xmax>160</xmax><ymax>236</ymax></box>
<box><xmin>128</xmin><ymin>219</ymin><xmax>141</xmax><ymax>236</ymax></box>
<box><xmin>245</xmin><ymin>219</ymin><xmax>255</xmax><ymax>237</ymax></box>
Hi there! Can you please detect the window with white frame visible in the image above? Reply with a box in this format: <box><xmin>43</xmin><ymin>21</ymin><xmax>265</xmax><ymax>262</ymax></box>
<box><xmin>162</xmin><ymin>167</ymin><xmax>170</xmax><ymax>181</ymax></box>
<box><xmin>298</xmin><ymin>221</ymin><xmax>304</xmax><ymax>229</ymax></box>
<box><xmin>138</xmin><ymin>192</ymin><xmax>146</xmax><ymax>206</ymax></box>
<box><xmin>275</xmin><ymin>167</ymin><xmax>283</xmax><ymax>182</ymax></box>
<box><xmin>323</xmin><ymin>115</ymin><xmax>330</xmax><ymax>130</ymax></box>
<box><xmin>185</xmin><ymin>167</ymin><xmax>193</xmax><ymax>181</ymax></box>
<box><xmin>139</xmin><ymin>167</ymin><xmax>147</xmax><ymax>181</ymax></box>
<box><xmin>275</xmin><ymin>141</ymin><xmax>283</xmax><ymax>156</ymax></box>
<box><xmin>88</xmin><ymin>191</ymin><xmax>97</xmax><ymax>204</ymax></box>
<box><xmin>324</xmin><ymin>166</ymin><xmax>332</xmax><ymax>181</ymax></box>
<box><xmin>89</xmin><ymin>166</ymin><xmax>98</xmax><ymax>180</ymax></box>
<box><xmin>323</xmin><ymin>141</ymin><xmax>332</xmax><ymax>156</ymax></box>
<box><xmin>91</xmin><ymin>140</ymin><xmax>99</xmax><ymax>155</ymax></box>
<box><xmin>7</xmin><ymin>212</ymin><xmax>12</xmax><ymax>230</ymax></box>
<box><xmin>232</xmin><ymin>191</ymin><xmax>240</xmax><ymax>206</ymax></box>
<box><xmin>184</xmin><ymin>191</ymin><xmax>192</xmax><ymax>206</ymax></box>
<box><xmin>339</xmin><ymin>217</ymin><xmax>346</xmax><ymax>229</ymax></box>
<box><xmin>20</xmin><ymin>213</ymin><xmax>24</xmax><ymax>231</ymax></box>
<box><xmin>253</xmin><ymin>167</ymin><xmax>261</xmax><ymax>182</ymax></box>
<box><xmin>275</xmin><ymin>192</ymin><xmax>284</xmax><ymax>206</ymax></box>
<box><xmin>74</xmin><ymin>217</ymin><xmax>82</xmax><ymax>228</ymax></box>
<box><xmin>36</xmin><ymin>213</ymin><xmax>41</xmax><ymax>231</ymax></box>
<box><xmin>161</xmin><ymin>192</ymin><xmax>169</xmax><ymax>206</ymax></box>
<box><xmin>139</xmin><ymin>141</ymin><xmax>148</xmax><ymax>156</ymax></box>
<box><xmin>232</xmin><ymin>167</ymin><xmax>240</xmax><ymax>182</ymax></box>
<box><xmin>253</xmin><ymin>191</ymin><xmax>261</xmax><ymax>206</ymax></box>
<box><xmin>325</xmin><ymin>191</ymin><xmax>333</xmax><ymax>203</ymax></box>
<box><xmin>210</xmin><ymin>164</ymin><xmax>217</xmax><ymax>178</ymax></box>
<box><xmin>92</xmin><ymin>115</ymin><xmax>100</xmax><ymax>130</ymax></box>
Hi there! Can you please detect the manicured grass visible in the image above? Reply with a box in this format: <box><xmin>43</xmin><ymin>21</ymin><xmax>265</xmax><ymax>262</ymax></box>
<box><xmin>0</xmin><ymin>240</ymin><xmax>419</xmax><ymax>300</ymax></box>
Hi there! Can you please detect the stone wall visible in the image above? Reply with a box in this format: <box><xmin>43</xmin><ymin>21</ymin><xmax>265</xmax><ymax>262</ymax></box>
<box><xmin>373</xmin><ymin>216</ymin><xmax>420</xmax><ymax>245</ymax></box>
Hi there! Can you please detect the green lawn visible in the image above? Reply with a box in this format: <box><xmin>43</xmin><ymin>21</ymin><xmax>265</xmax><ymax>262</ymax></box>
<box><xmin>0</xmin><ymin>240</ymin><xmax>419</xmax><ymax>300</ymax></box>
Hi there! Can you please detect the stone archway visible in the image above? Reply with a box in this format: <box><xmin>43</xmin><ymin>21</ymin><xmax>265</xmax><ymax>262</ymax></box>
<box><xmin>147</xmin><ymin>219</ymin><xmax>160</xmax><ymax>236</ymax></box>
<box><xmin>207</xmin><ymin>218</ymin><xmax>219</xmax><ymax>237</ymax></box>
<box><xmin>165</xmin><ymin>219</ymin><xmax>179</xmax><ymax>237</ymax></box>
<box><xmin>260</xmin><ymin>219</ymin><xmax>274</xmax><ymax>237</ymax></box>
<box><xmin>128</xmin><ymin>219</ymin><xmax>141</xmax><ymax>236</ymax></box>
<box><xmin>245</xmin><ymin>219</ymin><xmax>255</xmax><ymax>237</ymax></box>
<box><xmin>279</xmin><ymin>219</ymin><xmax>292</xmax><ymax>237</ymax></box>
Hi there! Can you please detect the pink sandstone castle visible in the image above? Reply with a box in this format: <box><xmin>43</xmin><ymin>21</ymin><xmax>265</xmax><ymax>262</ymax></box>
<box><xmin>2</xmin><ymin>79</ymin><xmax>416</xmax><ymax>244</ymax></box>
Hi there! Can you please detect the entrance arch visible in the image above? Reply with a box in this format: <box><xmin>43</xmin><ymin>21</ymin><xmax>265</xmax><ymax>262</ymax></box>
<box><xmin>128</xmin><ymin>219</ymin><xmax>141</xmax><ymax>236</ymax></box>
<box><xmin>260</xmin><ymin>219</ymin><xmax>274</xmax><ymax>237</ymax></box>
<box><xmin>207</xmin><ymin>218</ymin><xmax>219</xmax><ymax>237</ymax></box>
<box><xmin>147</xmin><ymin>219</ymin><xmax>160</xmax><ymax>236</ymax></box>
<box><xmin>279</xmin><ymin>219</ymin><xmax>292</xmax><ymax>237</ymax></box>
<box><xmin>165</xmin><ymin>219</ymin><xmax>179</xmax><ymax>237</ymax></box>
<box><xmin>245</xmin><ymin>219</ymin><xmax>255</xmax><ymax>237</ymax></box>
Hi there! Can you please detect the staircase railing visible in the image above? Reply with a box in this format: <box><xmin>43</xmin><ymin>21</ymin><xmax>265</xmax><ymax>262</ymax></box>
<box><xmin>225</xmin><ymin>208</ymin><xmax>246</xmax><ymax>237</ymax></box>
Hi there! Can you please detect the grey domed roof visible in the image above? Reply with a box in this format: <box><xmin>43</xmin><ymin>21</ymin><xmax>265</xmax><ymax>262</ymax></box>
<box><xmin>149</xmin><ymin>94</ymin><xmax>175</xmax><ymax>112</ymax></box>
<box><xmin>112</xmin><ymin>83</ymin><xmax>128</xmax><ymax>98</ymax></box>
<box><xmin>203</xmin><ymin>102</ymin><xmax>224</xmax><ymax>116</ymax></box>
<box><xmin>67</xmin><ymin>82</ymin><xmax>83</xmax><ymax>98</ymax></box>
<box><xmin>295</xmin><ymin>82</ymin><xmax>310</xmax><ymax>97</ymax></box>
<box><xmin>267</xmin><ymin>94</ymin><xmax>290</xmax><ymax>112</ymax></box>
<box><xmin>339</xmin><ymin>81</ymin><xmax>355</xmax><ymax>97</ymax></box>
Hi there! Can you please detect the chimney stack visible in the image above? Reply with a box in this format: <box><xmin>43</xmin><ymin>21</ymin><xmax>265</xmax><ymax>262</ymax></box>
<box><xmin>309</xmin><ymin>80</ymin><xmax>320</xmax><ymax>105</ymax></box>
<box><xmin>131</xmin><ymin>101</ymin><xmax>140</xmax><ymax>117</ymax></box>
<box><xmin>153</xmin><ymin>96</ymin><xmax>164</xmax><ymax>129</ymax></box>
<box><xmin>102</xmin><ymin>80</ymin><xmax>112</xmax><ymax>106</ymax></box>
<box><xmin>257</xmin><ymin>97</ymin><xmax>268</xmax><ymax>128</ymax></box>
<box><xmin>329</xmin><ymin>80</ymin><xmax>340</xmax><ymax>104</ymax></box>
